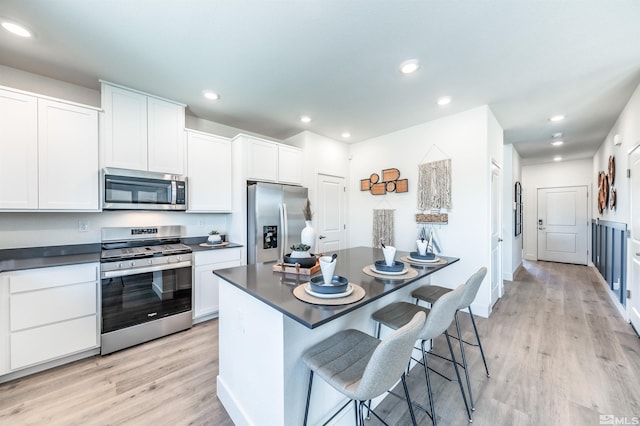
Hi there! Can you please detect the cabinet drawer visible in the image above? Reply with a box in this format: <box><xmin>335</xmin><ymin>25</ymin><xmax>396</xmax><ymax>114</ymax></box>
<box><xmin>10</xmin><ymin>315</ymin><xmax>97</xmax><ymax>370</ymax></box>
<box><xmin>10</xmin><ymin>281</ymin><xmax>97</xmax><ymax>331</ymax></box>
<box><xmin>9</xmin><ymin>263</ymin><xmax>97</xmax><ymax>293</ymax></box>
<box><xmin>195</xmin><ymin>248</ymin><xmax>241</xmax><ymax>265</ymax></box>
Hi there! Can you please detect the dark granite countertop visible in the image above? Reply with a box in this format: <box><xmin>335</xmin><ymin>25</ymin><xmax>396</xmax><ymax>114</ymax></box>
<box><xmin>0</xmin><ymin>244</ymin><xmax>101</xmax><ymax>273</ymax></box>
<box><xmin>213</xmin><ymin>246</ymin><xmax>459</xmax><ymax>329</ymax></box>
<box><xmin>0</xmin><ymin>238</ymin><xmax>243</xmax><ymax>273</ymax></box>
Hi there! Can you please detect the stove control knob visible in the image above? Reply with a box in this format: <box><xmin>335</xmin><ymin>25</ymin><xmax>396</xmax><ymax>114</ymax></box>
<box><xmin>118</xmin><ymin>263</ymin><xmax>123</xmax><ymax>269</ymax></box>
<box><xmin>177</xmin><ymin>256</ymin><xmax>182</xmax><ymax>262</ymax></box>
<box><xmin>148</xmin><ymin>259</ymin><xmax>153</xmax><ymax>265</ymax></box>
<box><xmin>130</xmin><ymin>261</ymin><xmax>136</xmax><ymax>267</ymax></box>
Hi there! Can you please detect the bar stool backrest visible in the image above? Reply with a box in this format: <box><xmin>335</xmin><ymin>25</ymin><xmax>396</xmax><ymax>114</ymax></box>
<box><xmin>419</xmin><ymin>283</ymin><xmax>465</xmax><ymax>341</ymax></box>
<box><xmin>356</xmin><ymin>311</ymin><xmax>426</xmax><ymax>400</ymax></box>
<box><xmin>459</xmin><ymin>267</ymin><xmax>488</xmax><ymax>310</ymax></box>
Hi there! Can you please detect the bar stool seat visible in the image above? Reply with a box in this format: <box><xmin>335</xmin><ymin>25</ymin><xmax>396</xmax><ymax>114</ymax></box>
<box><xmin>372</xmin><ymin>284</ymin><xmax>471</xmax><ymax>425</ymax></box>
<box><xmin>411</xmin><ymin>267</ymin><xmax>490</xmax><ymax>413</ymax></box>
<box><xmin>302</xmin><ymin>311</ymin><xmax>426</xmax><ymax>426</ymax></box>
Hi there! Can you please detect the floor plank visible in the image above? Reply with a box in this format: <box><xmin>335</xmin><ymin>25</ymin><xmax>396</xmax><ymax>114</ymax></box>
<box><xmin>1</xmin><ymin>260</ymin><xmax>639</xmax><ymax>425</ymax></box>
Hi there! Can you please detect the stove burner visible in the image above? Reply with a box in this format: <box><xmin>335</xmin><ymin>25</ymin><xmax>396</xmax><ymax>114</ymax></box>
<box><xmin>101</xmin><ymin>243</ymin><xmax>192</xmax><ymax>261</ymax></box>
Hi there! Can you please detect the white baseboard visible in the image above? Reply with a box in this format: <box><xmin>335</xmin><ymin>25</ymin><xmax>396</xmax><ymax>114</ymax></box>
<box><xmin>217</xmin><ymin>375</ymin><xmax>252</xmax><ymax>426</ymax></box>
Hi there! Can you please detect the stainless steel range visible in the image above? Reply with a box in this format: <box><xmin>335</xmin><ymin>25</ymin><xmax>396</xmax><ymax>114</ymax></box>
<box><xmin>100</xmin><ymin>225</ymin><xmax>192</xmax><ymax>355</ymax></box>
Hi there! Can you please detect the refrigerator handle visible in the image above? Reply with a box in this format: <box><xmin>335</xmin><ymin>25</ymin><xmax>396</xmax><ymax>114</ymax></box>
<box><xmin>280</xmin><ymin>203</ymin><xmax>287</xmax><ymax>261</ymax></box>
<box><xmin>282</xmin><ymin>203</ymin><xmax>289</xmax><ymax>262</ymax></box>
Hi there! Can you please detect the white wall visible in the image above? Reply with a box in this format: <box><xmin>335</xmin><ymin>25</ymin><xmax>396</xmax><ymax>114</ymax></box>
<box><xmin>0</xmin><ymin>211</ymin><xmax>228</xmax><ymax>249</ymax></box>
<box><xmin>503</xmin><ymin>145</ymin><xmax>523</xmax><ymax>280</ymax></box>
<box><xmin>593</xmin><ymin>80</ymin><xmax>640</xmax><ymax>224</ymax></box>
<box><xmin>521</xmin><ymin>159</ymin><xmax>593</xmax><ymax>260</ymax></box>
<box><xmin>348</xmin><ymin>106</ymin><xmax>500</xmax><ymax>316</ymax></box>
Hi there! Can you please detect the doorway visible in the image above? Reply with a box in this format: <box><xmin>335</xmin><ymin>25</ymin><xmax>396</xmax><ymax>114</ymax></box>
<box><xmin>490</xmin><ymin>162</ymin><xmax>503</xmax><ymax>308</ymax></box>
<box><xmin>536</xmin><ymin>186</ymin><xmax>588</xmax><ymax>265</ymax></box>
<box><xmin>315</xmin><ymin>173</ymin><xmax>346</xmax><ymax>253</ymax></box>
<box><xmin>628</xmin><ymin>145</ymin><xmax>640</xmax><ymax>333</ymax></box>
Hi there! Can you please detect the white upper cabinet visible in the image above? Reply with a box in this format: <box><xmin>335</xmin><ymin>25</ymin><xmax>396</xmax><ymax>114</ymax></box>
<box><xmin>244</xmin><ymin>135</ymin><xmax>303</xmax><ymax>185</ymax></box>
<box><xmin>102</xmin><ymin>82</ymin><xmax>185</xmax><ymax>174</ymax></box>
<box><xmin>0</xmin><ymin>87</ymin><xmax>99</xmax><ymax>211</ymax></box>
<box><xmin>0</xmin><ymin>88</ymin><xmax>38</xmax><ymax>209</ymax></box>
<box><xmin>246</xmin><ymin>137</ymin><xmax>278</xmax><ymax>182</ymax></box>
<box><xmin>186</xmin><ymin>130</ymin><xmax>233</xmax><ymax>212</ymax></box>
<box><xmin>277</xmin><ymin>144</ymin><xmax>304</xmax><ymax>185</ymax></box>
<box><xmin>147</xmin><ymin>97</ymin><xmax>185</xmax><ymax>174</ymax></box>
<box><xmin>38</xmin><ymin>99</ymin><xmax>99</xmax><ymax>210</ymax></box>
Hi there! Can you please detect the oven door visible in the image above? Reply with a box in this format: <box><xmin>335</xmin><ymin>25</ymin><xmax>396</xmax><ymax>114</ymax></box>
<box><xmin>101</xmin><ymin>262</ymin><xmax>192</xmax><ymax>334</ymax></box>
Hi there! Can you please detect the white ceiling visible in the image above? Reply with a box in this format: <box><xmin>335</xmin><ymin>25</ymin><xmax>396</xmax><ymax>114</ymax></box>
<box><xmin>1</xmin><ymin>1</ymin><xmax>640</xmax><ymax>165</ymax></box>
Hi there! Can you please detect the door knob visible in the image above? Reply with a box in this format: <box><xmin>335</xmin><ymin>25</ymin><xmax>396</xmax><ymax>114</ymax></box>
<box><xmin>319</xmin><ymin>235</ymin><xmax>326</xmax><ymax>239</ymax></box>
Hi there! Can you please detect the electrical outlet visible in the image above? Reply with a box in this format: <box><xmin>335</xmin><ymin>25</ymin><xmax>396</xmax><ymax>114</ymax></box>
<box><xmin>78</xmin><ymin>220</ymin><xmax>89</xmax><ymax>232</ymax></box>
<box><xmin>198</xmin><ymin>218</ymin><xmax>206</xmax><ymax>227</ymax></box>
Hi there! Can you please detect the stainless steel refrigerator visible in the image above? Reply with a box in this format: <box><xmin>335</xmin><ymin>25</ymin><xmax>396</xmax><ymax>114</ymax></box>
<box><xmin>247</xmin><ymin>182</ymin><xmax>309</xmax><ymax>264</ymax></box>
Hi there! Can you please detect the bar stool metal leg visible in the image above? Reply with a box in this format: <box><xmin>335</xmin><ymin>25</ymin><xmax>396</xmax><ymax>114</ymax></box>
<box><xmin>421</xmin><ymin>340</ymin><xmax>437</xmax><ymax>426</ymax></box>
<box><xmin>454</xmin><ymin>311</ymin><xmax>475</xmax><ymax>410</ymax></box>
<box><xmin>303</xmin><ymin>370</ymin><xmax>314</xmax><ymax>426</ymax></box>
<box><xmin>445</xmin><ymin>330</ymin><xmax>472</xmax><ymax>422</ymax></box>
<box><xmin>469</xmin><ymin>306</ymin><xmax>490</xmax><ymax>378</ymax></box>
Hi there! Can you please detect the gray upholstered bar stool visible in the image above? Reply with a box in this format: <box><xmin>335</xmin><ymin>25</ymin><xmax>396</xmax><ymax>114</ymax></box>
<box><xmin>411</xmin><ymin>267</ymin><xmax>489</xmax><ymax>412</ymax></box>
<box><xmin>302</xmin><ymin>311</ymin><xmax>426</xmax><ymax>426</ymax></box>
<box><xmin>371</xmin><ymin>284</ymin><xmax>471</xmax><ymax>425</ymax></box>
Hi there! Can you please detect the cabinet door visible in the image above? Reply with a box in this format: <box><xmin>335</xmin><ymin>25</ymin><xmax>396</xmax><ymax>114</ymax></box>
<box><xmin>38</xmin><ymin>100</ymin><xmax>99</xmax><ymax>210</ymax></box>
<box><xmin>247</xmin><ymin>138</ymin><xmax>278</xmax><ymax>182</ymax></box>
<box><xmin>187</xmin><ymin>131</ymin><xmax>232</xmax><ymax>212</ymax></box>
<box><xmin>147</xmin><ymin>97</ymin><xmax>185</xmax><ymax>174</ymax></box>
<box><xmin>194</xmin><ymin>259</ymin><xmax>241</xmax><ymax>320</ymax></box>
<box><xmin>278</xmin><ymin>145</ymin><xmax>303</xmax><ymax>185</ymax></box>
<box><xmin>102</xmin><ymin>84</ymin><xmax>148</xmax><ymax>170</ymax></box>
<box><xmin>0</xmin><ymin>89</ymin><xmax>38</xmax><ymax>209</ymax></box>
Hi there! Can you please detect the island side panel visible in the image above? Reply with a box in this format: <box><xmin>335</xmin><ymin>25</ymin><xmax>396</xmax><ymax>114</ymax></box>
<box><xmin>217</xmin><ymin>279</ymin><xmax>286</xmax><ymax>426</ymax></box>
<box><xmin>281</xmin><ymin>278</ymin><xmax>431</xmax><ymax>425</ymax></box>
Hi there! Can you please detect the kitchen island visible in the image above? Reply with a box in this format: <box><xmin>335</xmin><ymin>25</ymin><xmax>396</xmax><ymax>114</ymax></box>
<box><xmin>214</xmin><ymin>246</ymin><xmax>459</xmax><ymax>426</ymax></box>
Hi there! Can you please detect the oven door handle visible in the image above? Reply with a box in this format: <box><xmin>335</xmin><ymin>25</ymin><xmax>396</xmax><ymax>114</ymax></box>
<box><xmin>101</xmin><ymin>261</ymin><xmax>192</xmax><ymax>279</ymax></box>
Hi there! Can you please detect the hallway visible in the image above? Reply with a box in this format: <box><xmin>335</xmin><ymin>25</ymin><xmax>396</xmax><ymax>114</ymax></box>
<box><xmin>376</xmin><ymin>260</ymin><xmax>640</xmax><ymax>425</ymax></box>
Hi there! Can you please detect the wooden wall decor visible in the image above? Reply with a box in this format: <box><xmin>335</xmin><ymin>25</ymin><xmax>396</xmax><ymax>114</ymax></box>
<box><xmin>360</xmin><ymin>168</ymin><xmax>408</xmax><ymax>195</ymax></box>
<box><xmin>415</xmin><ymin>213</ymin><xmax>448</xmax><ymax>224</ymax></box>
<box><xmin>597</xmin><ymin>155</ymin><xmax>617</xmax><ymax>214</ymax></box>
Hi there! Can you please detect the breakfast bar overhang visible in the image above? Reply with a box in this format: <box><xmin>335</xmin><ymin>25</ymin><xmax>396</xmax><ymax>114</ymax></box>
<box><xmin>214</xmin><ymin>246</ymin><xmax>459</xmax><ymax>426</ymax></box>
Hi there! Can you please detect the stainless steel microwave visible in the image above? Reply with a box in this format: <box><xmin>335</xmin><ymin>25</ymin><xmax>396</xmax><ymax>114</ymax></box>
<box><xmin>102</xmin><ymin>168</ymin><xmax>187</xmax><ymax>210</ymax></box>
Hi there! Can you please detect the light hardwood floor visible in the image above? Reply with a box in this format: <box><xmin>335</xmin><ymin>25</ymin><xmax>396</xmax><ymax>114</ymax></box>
<box><xmin>1</xmin><ymin>260</ymin><xmax>639</xmax><ymax>425</ymax></box>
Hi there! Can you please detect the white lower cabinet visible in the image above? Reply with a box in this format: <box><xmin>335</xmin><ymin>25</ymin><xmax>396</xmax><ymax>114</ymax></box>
<box><xmin>193</xmin><ymin>248</ymin><xmax>242</xmax><ymax>323</ymax></box>
<box><xmin>0</xmin><ymin>263</ymin><xmax>99</xmax><ymax>375</ymax></box>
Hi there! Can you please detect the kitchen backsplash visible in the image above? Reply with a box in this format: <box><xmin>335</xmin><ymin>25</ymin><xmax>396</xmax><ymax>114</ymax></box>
<box><xmin>0</xmin><ymin>211</ymin><xmax>229</xmax><ymax>249</ymax></box>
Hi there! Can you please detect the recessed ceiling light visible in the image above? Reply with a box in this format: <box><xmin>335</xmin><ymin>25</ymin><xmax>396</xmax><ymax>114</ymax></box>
<box><xmin>1</xmin><ymin>21</ymin><xmax>32</xmax><ymax>38</ymax></box>
<box><xmin>399</xmin><ymin>59</ymin><xmax>420</xmax><ymax>74</ymax></box>
<box><xmin>300</xmin><ymin>115</ymin><xmax>311</xmax><ymax>123</ymax></box>
<box><xmin>437</xmin><ymin>96</ymin><xmax>451</xmax><ymax>106</ymax></box>
<box><xmin>552</xmin><ymin>132</ymin><xmax>563</xmax><ymax>138</ymax></box>
<box><xmin>553</xmin><ymin>156</ymin><xmax>562</xmax><ymax>162</ymax></box>
<box><xmin>341</xmin><ymin>132</ymin><xmax>351</xmax><ymax>139</ymax></box>
<box><xmin>549</xmin><ymin>115</ymin><xmax>565</xmax><ymax>122</ymax></box>
<box><xmin>551</xmin><ymin>140</ymin><xmax>564</xmax><ymax>146</ymax></box>
<box><xmin>203</xmin><ymin>91</ymin><xmax>220</xmax><ymax>100</ymax></box>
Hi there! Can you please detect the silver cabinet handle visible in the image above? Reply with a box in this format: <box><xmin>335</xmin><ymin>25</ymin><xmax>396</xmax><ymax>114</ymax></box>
<box><xmin>636</xmin><ymin>252</ymin><xmax>640</xmax><ymax>256</ymax></box>
<box><xmin>319</xmin><ymin>235</ymin><xmax>326</xmax><ymax>239</ymax></box>
<box><xmin>498</xmin><ymin>238</ymin><xmax>503</xmax><ymax>242</ymax></box>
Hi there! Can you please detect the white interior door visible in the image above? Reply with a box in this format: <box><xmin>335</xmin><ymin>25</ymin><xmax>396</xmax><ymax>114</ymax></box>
<box><xmin>490</xmin><ymin>163</ymin><xmax>503</xmax><ymax>307</ymax></box>
<box><xmin>629</xmin><ymin>146</ymin><xmax>640</xmax><ymax>333</ymax></box>
<box><xmin>537</xmin><ymin>186</ymin><xmax>588</xmax><ymax>265</ymax></box>
<box><xmin>316</xmin><ymin>173</ymin><xmax>346</xmax><ymax>254</ymax></box>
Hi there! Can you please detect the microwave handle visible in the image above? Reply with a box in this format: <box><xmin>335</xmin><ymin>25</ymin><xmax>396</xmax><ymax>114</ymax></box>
<box><xmin>171</xmin><ymin>181</ymin><xmax>177</xmax><ymax>205</ymax></box>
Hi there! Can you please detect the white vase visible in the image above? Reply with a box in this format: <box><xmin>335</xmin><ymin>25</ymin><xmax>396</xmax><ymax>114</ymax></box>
<box><xmin>300</xmin><ymin>220</ymin><xmax>316</xmax><ymax>253</ymax></box>
<box><xmin>208</xmin><ymin>234</ymin><xmax>222</xmax><ymax>244</ymax></box>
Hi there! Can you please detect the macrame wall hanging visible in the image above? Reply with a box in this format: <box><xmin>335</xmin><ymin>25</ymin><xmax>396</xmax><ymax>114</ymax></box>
<box><xmin>372</xmin><ymin>209</ymin><xmax>394</xmax><ymax>247</ymax></box>
<box><xmin>416</xmin><ymin>145</ymin><xmax>452</xmax><ymax>224</ymax></box>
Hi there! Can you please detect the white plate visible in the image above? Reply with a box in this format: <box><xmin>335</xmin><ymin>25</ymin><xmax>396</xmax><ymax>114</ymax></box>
<box><xmin>370</xmin><ymin>265</ymin><xmax>409</xmax><ymax>275</ymax></box>
<box><xmin>304</xmin><ymin>283</ymin><xmax>353</xmax><ymax>299</ymax></box>
<box><xmin>407</xmin><ymin>255</ymin><xmax>441</xmax><ymax>263</ymax></box>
